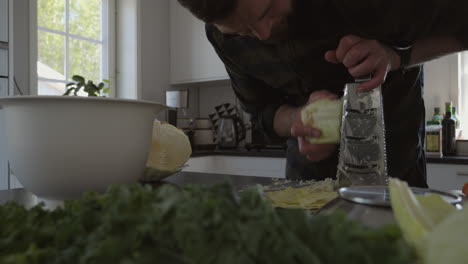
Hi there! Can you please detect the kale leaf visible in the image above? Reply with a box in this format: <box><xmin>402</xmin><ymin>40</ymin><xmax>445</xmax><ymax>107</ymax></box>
<box><xmin>0</xmin><ymin>183</ymin><xmax>418</xmax><ymax>264</ymax></box>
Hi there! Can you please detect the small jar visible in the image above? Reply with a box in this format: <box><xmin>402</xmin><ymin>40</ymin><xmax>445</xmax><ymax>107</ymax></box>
<box><xmin>426</xmin><ymin>121</ymin><xmax>442</xmax><ymax>157</ymax></box>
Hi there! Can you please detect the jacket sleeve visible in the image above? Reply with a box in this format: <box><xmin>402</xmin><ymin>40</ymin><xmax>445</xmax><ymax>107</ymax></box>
<box><xmin>332</xmin><ymin>0</ymin><xmax>468</xmax><ymax>48</ymax></box>
<box><xmin>205</xmin><ymin>24</ymin><xmax>286</xmax><ymax>140</ymax></box>
<box><xmin>450</xmin><ymin>0</ymin><xmax>468</xmax><ymax>48</ymax></box>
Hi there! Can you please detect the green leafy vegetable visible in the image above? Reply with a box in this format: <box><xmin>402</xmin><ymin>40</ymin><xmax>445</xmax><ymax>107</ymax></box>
<box><xmin>389</xmin><ymin>177</ymin><xmax>466</xmax><ymax>264</ymax></box>
<box><xmin>425</xmin><ymin>206</ymin><xmax>468</xmax><ymax>264</ymax></box>
<box><xmin>64</xmin><ymin>75</ymin><xmax>110</xmax><ymax>97</ymax></box>
<box><xmin>389</xmin><ymin>178</ymin><xmax>436</xmax><ymax>248</ymax></box>
<box><xmin>0</xmin><ymin>183</ymin><xmax>417</xmax><ymax>264</ymax></box>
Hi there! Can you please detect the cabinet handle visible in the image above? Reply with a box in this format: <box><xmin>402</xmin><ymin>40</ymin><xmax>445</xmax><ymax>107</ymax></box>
<box><xmin>456</xmin><ymin>172</ymin><xmax>468</xmax><ymax>177</ymax></box>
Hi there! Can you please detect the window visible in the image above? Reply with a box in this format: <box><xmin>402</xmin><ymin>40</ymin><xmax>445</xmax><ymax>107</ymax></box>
<box><xmin>424</xmin><ymin>53</ymin><xmax>468</xmax><ymax>139</ymax></box>
<box><xmin>37</xmin><ymin>0</ymin><xmax>114</xmax><ymax>96</ymax></box>
<box><xmin>458</xmin><ymin>52</ymin><xmax>468</xmax><ymax>138</ymax></box>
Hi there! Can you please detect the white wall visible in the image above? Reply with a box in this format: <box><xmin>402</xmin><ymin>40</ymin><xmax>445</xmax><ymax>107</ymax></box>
<box><xmin>12</xmin><ymin>0</ymin><xmax>31</xmax><ymax>95</ymax></box>
<box><xmin>116</xmin><ymin>0</ymin><xmax>139</xmax><ymax>100</ymax></box>
<box><xmin>423</xmin><ymin>54</ymin><xmax>459</xmax><ymax>119</ymax></box>
<box><xmin>139</xmin><ymin>0</ymin><xmax>169</xmax><ymax>121</ymax></box>
<box><xmin>116</xmin><ymin>0</ymin><xmax>170</xmax><ymax>121</ymax></box>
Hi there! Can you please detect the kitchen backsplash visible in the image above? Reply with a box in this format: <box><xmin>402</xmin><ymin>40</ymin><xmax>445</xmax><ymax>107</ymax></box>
<box><xmin>198</xmin><ymin>82</ymin><xmax>237</xmax><ymax>118</ymax></box>
<box><xmin>173</xmin><ymin>80</ymin><xmax>240</xmax><ymax>120</ymax></box>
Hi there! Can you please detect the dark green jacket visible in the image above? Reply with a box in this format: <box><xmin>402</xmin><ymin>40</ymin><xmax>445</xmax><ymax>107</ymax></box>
<box><xmin>206</xmin><ymin>0</ymin><xmax>468</xmax><ymax>187</ymax></box>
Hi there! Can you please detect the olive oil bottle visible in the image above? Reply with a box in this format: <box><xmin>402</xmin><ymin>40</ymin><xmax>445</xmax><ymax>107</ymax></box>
<box><xmin>452</xmin><ymin>106</ymin><xmax>460</xmax><ymax>129</ymax></box>
<box><xmin>442</xmin><ymin>102</ymin><xmax>457</xmax><ymax>156</ymax></box>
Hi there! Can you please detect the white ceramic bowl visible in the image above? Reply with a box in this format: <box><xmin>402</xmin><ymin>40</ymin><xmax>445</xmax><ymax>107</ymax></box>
<box><xmin>0</xmin><ymin>96</ymin><xmax>168</xmax><ymax>200</ymax></box>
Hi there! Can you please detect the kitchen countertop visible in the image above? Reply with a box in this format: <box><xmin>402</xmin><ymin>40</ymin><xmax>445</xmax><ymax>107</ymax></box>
<box><xmin>192</xmin><ymin>148</ymin><xmax>468</xmax><ymax>165</ymax></box>
<box><xmin>163</xmin><ymin>171</ymin><xmax>274</xmax><ymax>188</ymax></box>
<box><xmin>426</xmin><ymin>155</ymin><xmax>468</xmax><ymax>165</ymax></box>
<box><xmin>191</xmin><ymin>148</ymin><xmax>286</xmax><ymax>158</ymax></box>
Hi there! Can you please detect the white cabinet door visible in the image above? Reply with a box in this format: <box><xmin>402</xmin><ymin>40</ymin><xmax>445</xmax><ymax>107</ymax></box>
<box><xmin>0</xmin><ymin>49</ymin><xmax>7</xmax><ymax>77</ymax></box>
<box><xmin>0</xmin><ymin>77</ymin><xmax>7</xmax><ymax>96</ymax></box>
<box><xmin>427</xmin><ymin>163</ymin><xmax>468</xmax><ymax>191</ymax></box>
<box><xmin>0</xmin><ymin>0</ymin><xmax>6</xmax><ymax>190</ymax></box>
<box><xmin>0</xmin><ymin>79</ymin><xmax>7</xmax><ymax>190</ymax></box>
<box><xmin>169</xmin><ymin>1</ymin><xmax>228</xmax><ymax>84</ymax></box>
<box><xmin>0</xmin><ymin>110</ymin><xmax>7</xmax><ymax>190</ymax></box>
<box><xmin>0</xmin><ymin>0</ymin><xmax>7</xmax><ymax>43</ymax></box>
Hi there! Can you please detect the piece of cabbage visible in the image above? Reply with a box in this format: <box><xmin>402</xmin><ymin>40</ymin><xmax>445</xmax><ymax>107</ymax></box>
<box><xmin>144</xmin><ymin>121</ymin><xmax>192</xmax><ymax>181</ymax></box>
<box><xmin>263</xmin><ymin>178</ymin><xmax>338</xmax><ymax>210</ymax></box>
<box><xmin>424</xmin><ymin>205</ymin><xmax>468</xmax><ymax>264</ymax></box>
<box><xmin>301</xmin><ymin>99</ymin><xmax>343</xmax><ymax>144</ymax></box>
<box><xmin>389</xmin><ymin>178</ymin><xmax>466</xmax><ymax>264</ymax></box>
<box><xmin>389</xmin><ymin>178</ymin><xmax>437</xmax><ymax>248</ymax></box>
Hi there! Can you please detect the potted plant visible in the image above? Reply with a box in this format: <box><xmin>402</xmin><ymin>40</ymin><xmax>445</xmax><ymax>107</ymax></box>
<box><xmin>64</xmin><ymin>75</ymin><xmax>110</xmax><ymax>97</ymax></box>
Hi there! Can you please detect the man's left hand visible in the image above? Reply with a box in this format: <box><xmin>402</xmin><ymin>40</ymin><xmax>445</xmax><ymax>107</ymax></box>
<box><xmin>324</xmin><ymin>35</ymin><xmax>401</xmax><ymax>91</ymax></box>
<box><xmin>290</xmin><ymin>90</ymin><xmax>339</xmax><ymax>162</ymax></box>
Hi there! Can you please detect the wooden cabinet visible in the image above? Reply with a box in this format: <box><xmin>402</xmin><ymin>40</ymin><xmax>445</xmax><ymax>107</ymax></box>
<box><xmin>427</xmin><ymin>163</ymin><xmax>468</xmax><ymax>191</ymax></box>
<box><xmin>169</xmin><ymin>1</ymin><xmax>228</xmax><ymax>84</ymax></box>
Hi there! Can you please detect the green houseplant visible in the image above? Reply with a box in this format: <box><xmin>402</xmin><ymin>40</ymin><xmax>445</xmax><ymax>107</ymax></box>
<box><xmin>64</xmin><ymin>75</ymin><xmax>110</xmax><ymax>97</ymax></box>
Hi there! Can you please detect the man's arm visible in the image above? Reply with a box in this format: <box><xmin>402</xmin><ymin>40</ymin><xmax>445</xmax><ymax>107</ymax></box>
<box><xmin>325</xmin><ymin>35</ymin><xmax>467</xmax><ymax>91</ymax></box>
<box><xmin>325</xmin><ymin>0</ymin><xmax>468</xmax><ymax>90</ymax></box>
<box><xmin>408</xmin><ymin>36</ymin><xmax>465</xmax><ymax>67</ymax></box>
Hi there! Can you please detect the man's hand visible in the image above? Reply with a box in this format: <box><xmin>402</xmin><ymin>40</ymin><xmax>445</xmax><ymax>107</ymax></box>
<box><xmin>324</xmin><ymin>35</ymin><xmax>401</xmax><ymax>91</ymax></box>
<box><xmin>290</xmin><ymin>90</ymin><xmax>338</xmax><ymax>162</ymax></box>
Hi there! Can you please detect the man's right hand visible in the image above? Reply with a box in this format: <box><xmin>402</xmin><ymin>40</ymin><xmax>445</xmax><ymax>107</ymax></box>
<box><xmin>290</xmin><ymin>90</ymin><xmax>339</xmax><ymax>162</ymax></box>
<box><xmin>324</xmin><ymin>35</ymin><xmax>400</xmax><ymax>92</ymax></box>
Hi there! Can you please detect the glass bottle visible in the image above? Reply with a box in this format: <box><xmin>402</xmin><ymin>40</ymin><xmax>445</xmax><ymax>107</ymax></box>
<box><xmin>442</xmin><ymin>102</ymin><xmax>457</xmax><ymax>156</ymax></box>
<box><xmin>432</xmin><ymin>107</ymin><xmax>443</xmax><ymax>124</ymax></box>
<box><xmin>452</xmin><ymin>106</ymin><xmax>460</xmax><ymax>129</ymax></box>
<box><xmin>426</xmin><ymin>120</ymin><xmax>442</xmax><ymax>156</ymax></box>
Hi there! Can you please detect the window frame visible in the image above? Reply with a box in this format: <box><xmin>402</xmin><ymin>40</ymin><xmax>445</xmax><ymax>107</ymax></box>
<box><xmin>32</xmin><ymin>0</ymin><xmax>115</xmax><ymax>97</ymax></box>
<box><xmin>457</xmin><ymin>52</ymin><xmax>468</xmax><ymax>139</ymax></box>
